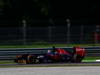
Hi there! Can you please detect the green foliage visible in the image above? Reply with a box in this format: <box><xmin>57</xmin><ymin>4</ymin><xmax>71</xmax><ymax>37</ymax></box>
<box><xmin>0</xmin><ymin>0</ymin><xmax>4</xmax><ymax>7</ymax></box>
<box><xmin>32</xmin><ymin>0</ymin><xmax>49</xmax><ymax>16</ymax></box>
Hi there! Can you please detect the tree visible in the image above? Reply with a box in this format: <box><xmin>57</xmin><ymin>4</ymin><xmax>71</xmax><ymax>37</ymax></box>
<box><xmin>1</xmin><ymin>0</ymin><xmax>49</xmax><ymax>27</ymax></box>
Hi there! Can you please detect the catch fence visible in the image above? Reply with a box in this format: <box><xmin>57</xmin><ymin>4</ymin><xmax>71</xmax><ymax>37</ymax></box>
<box><xmin>0</xmin><ymin>25</ymin><xmax>100</xmax><ymax>45</ymax></box>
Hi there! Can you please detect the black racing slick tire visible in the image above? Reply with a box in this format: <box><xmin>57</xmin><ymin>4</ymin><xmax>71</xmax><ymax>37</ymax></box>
<box><xmin>71</xmin><ymin>54</ymin><xmax>84</xmax><ymax>63</ymax></box>
<box><xmin>27</xmin><ymin>55</ymin><xmax>36</xmax><ymax>64</ymax></box>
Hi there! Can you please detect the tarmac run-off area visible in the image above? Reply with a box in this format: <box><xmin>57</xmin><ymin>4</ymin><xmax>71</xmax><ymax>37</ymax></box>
<box><xmin>0</xmin><ymin>66</ymin><xmax>100</xmax><ymax>75</ymax></box>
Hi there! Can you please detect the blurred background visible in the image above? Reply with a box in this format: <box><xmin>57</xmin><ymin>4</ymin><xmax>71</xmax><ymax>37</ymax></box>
<box><xmin>0</xmin><ymin>0</ymin><xmax>99</xmax><ymax>45</ymax></box>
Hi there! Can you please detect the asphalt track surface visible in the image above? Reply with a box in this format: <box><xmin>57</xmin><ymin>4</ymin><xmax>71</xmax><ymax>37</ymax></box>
<box><xmin>0</xmin><ymin>62</ymin><xmax>100</xmax><ymax>75</ymax></box>
<box><xmin>0</xmin><ymin>62</ymin><xmax>100</xmax><ymax>67</ymax></box>
<box><xmin>0</xmin><ymin>66</ymin><xmax>100</xmax><ymax>75</ymax></box>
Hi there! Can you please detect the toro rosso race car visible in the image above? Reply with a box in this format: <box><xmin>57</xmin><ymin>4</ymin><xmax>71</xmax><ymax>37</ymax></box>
<box><xmin>14</xmin><ymin>46</ymin><xmax>86</xmax><ymax>64</ymax></box>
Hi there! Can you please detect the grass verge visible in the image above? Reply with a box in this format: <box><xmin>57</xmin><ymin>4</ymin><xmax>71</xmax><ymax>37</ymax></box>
<box><xmin>0</xmin><ymin>43</ymin><xmax>100</xmax><ymax>48</ymax></box>
<box><xmin>0</xmin><ymin>60</ymin><xmax>15</xmax><ymax>64</ymax></box>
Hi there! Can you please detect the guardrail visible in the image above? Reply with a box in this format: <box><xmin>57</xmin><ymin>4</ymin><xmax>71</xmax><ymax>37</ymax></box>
<box><xmin>0</xmin><ymin>46</ymin><xmax>100</xmax><ymax>60</ymax></box>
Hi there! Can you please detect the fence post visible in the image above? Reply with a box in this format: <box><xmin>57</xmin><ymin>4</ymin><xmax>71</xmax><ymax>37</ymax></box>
<box><xmin>48</xmin><ymin>26</ymin><xmax>52</xmax><ymax>42</ymax></box>
<box><xmin>22</xmin><ymin>19</ymin><xmax>26</xmax><ymax>45</ymax></box>
<box><xmin>66</xmin><ymin>19</ymin><xmax>71</xmax><ymax>44</ymax></box>
<box><xmin>48</xmin><ymin>18</ymin><xmax>54</xmax><ymax>43</ymax></box>
<box><xmin>80</xmin><ymin>25</ymin><xmax>84</xmax><ymax>44</ymax></box>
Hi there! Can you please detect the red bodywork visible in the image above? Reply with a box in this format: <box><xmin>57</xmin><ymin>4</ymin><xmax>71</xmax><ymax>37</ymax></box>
<box><xmin>75</xmin><ymin>47</ymin><xmax>86</xmax><ymax>57</ymax></box>
<box><xmin>47</xmin><ymin>48</ymin><xmax>71</xmax><ymax>61</ymax></box>
<box><xmin>56</xmin><ymin>48</ymin><xmax>70</xmax><ymax>55</ymax></box>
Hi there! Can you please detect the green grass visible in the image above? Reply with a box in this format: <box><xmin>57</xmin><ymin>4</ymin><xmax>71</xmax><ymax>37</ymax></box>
<box><xmin>1</xmin><ymin>60</ymin><xmax>100</xmax><ymax>68</ymax></box>
<box><xmin>0</xmin><ymin>43</ymin><xmax>100</xmax><ymax>48</ymax></box>
<box><xmin>84</xmin><ymin>56</ymin><xmax>100</xmax><ymax>60</ymax></box>
<box><xmin>0</xmin><ymin>44</ymin><xmax>68</xmax><ymax>48</ymax></box>
<box><xmin>0</xmin><ymin>60</ymin><xmax>15</xmax><ymax>64</ymax></box>
<box><xmin>82</xmin><ymin>56</ymin><xmax>100</xmax><ymax>62</ymax></box>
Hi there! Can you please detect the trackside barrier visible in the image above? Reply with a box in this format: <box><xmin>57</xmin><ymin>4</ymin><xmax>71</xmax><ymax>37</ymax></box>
<box><xmin>0</xmin><ymin>46</ymin><xmax>100</xmax><ymax>60</ymax></box>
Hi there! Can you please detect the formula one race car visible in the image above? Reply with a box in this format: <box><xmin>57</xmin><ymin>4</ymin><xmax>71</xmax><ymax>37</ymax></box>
<box><xmin>14</xmin><ymin>46</ymin><xmax>86</xmax><ymax>64</ymax></box>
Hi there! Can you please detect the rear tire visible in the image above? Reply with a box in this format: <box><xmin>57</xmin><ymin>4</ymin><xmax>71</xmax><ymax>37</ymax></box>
<box><xmin>71</xmin><ymin>54</ymin><xmax>84</xmax><ymax>63</ymax></box>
